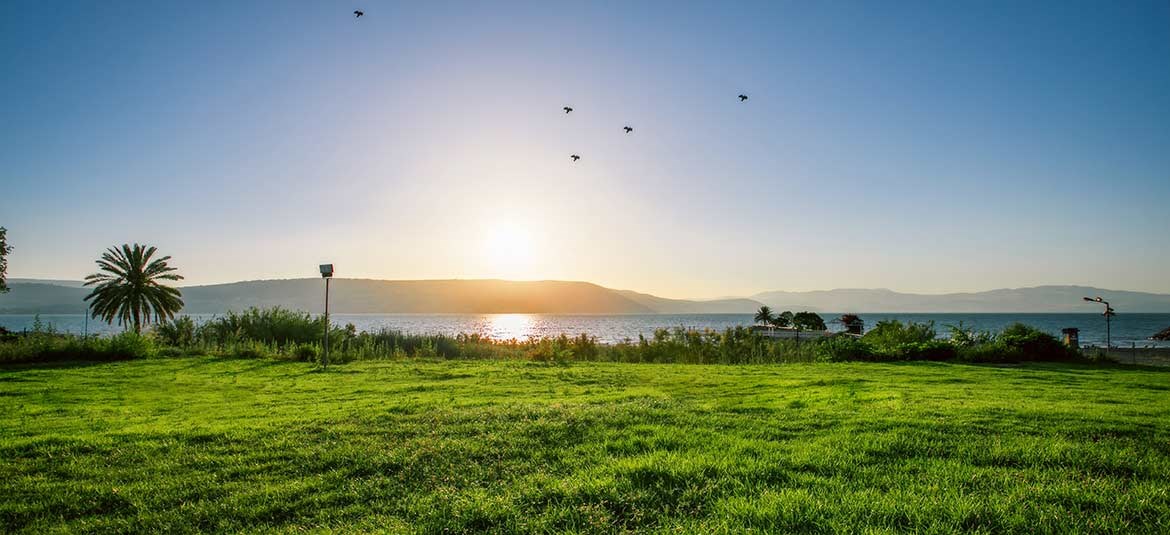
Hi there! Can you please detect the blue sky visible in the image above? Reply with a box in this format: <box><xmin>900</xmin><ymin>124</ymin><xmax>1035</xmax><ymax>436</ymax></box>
<box><xmin>2</xmin><ymin>1</ymin><xmax>1168</xmax><ymax>297</ymax></box>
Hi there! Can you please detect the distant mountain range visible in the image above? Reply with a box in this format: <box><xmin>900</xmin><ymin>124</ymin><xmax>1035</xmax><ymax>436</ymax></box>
<box><xmin>0</xmin><ymin>279</ymin><xmax>762</xmax><ymax>314</ymax></box>
<box><xmin>751</xmin><ymin>286</ymin><xmax>1170</xmax><ymax>313</ymax></box>
<box><xmin>3</xmin><ymin>279</ymin><xmax>1169</xmax><ymax>314</ymax></box>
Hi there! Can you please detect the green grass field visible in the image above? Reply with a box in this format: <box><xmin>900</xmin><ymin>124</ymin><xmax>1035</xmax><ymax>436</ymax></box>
<box><xmin>2</xmin><ymin>358</ymin><xmax>1168</xmax><ymax>533</ymax></box>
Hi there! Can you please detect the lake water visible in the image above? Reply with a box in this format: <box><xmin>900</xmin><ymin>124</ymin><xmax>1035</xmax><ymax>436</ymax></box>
<box><xmin>2</xmin><ymin>312</ymin><xmax>1168</xmax><ymax>348</ymax></box>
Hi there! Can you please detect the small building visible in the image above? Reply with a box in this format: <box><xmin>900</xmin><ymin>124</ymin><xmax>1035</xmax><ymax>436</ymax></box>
<box><xmin>839</xmin><ymin>314</ymin><xmax>864</xmax><ymax>335</ymax></box>
<box><xmin>749</xmin><ymin>325</ymin><xmax>832</xmax><ymax>339</ymax></box>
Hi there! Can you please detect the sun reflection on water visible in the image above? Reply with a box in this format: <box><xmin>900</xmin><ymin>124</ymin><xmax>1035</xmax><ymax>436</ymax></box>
<box><xmin>484</xmin><ymin>314</ymin><xmax>536</xmax><ymax>341</ymax></box>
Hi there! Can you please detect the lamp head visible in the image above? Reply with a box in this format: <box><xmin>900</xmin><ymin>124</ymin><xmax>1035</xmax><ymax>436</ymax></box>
<box><xmin>319</xmin><ymin>264</ymin><xmax>334</xmax><ymax>278</ymax></box>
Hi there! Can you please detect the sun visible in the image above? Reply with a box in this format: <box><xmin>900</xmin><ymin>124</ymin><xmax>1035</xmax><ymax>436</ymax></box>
<box><xmin>484</xmin><ymin>223</ymin><xmax>534</xmax><ymax>277</ymax></box>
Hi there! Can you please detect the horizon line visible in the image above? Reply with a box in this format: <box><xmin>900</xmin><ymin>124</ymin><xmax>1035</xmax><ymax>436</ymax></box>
<box><xmin>8</xmin><ymin>276</ymin><xmax>1169</xmax><ymax>299</ymax></box>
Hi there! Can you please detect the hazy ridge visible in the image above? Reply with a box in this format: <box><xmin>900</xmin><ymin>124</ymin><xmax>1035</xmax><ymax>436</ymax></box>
<box><xmin>0</xmin><ymin>279</ymin><xmax>765</xmax><ymax>314</ymax></box>
<box><xmin>3</xmin><ymin>279</ymin><xmax>1170</xmax><ymax>314</ymax></box>
<box><xmin>752</xmin><ymin>286</ymin><xmax>1170</xmax><ymax>313</ymax></box>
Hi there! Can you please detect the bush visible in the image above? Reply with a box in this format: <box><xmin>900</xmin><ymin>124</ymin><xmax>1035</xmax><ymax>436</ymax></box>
<box><xmin>816</xmin><ymin>336</ymin><xmax>875</xmax><ymax>362</ymax></box>
<box><xmin>996</xmin><ymin>323</ymin><xmax>1078</xmax><ymax>362</ymax></box>
<box><xmin>945</xmin><ymin>322</ymin><xmax>996</xmax><ymax>347</ymax></box>
<box><xmin>229</xmin><ymin>341</ymin><xmax>278</xmax><ymax>360</ymax></box>
<box><xmin>0</xmin><ymin>331</ymin><xmax>156</xmax><ymax>364</ymax></box>
<box><xmin>894</xmin><ymin>340</ymin><xmax>958</xmax><ymax>361</ymax></box>
<box><xmin>863</xmin><ymin>320</ymin><xmax>936</xmax><ymax>349</ymax></box>
<box><xmin>155</xmin><ymin>316</ymin><xmax>198</xmax><ymax>347</ymax></box>
<box><xmin>197</xmin><ymin>307</ymin><xmax>334</xmax><ymax>347</ymax></box>
<box><xmin>104</xmin><ymin>332</ymin><xmax>157</xmax><ymax>359</ymax></box>
<box><xmin>293</xmin><ymin>343</ymin><xmax>320</xmax><ymax>362</ymax></box>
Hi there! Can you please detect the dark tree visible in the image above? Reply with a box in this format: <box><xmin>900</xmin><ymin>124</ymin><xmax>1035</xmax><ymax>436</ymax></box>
<box><xmin>753</xmin><ymin>306</ymin><xmax>774</xmax><ymax>326</ymax></box>
<box><xmin>0</xmin><ymin>227</ymin><xmax>10</xmax><ymax>293</ymax></box>
<box><xmin>84</xmin><ymin>244</ymin><xmax>184</xmax><ymax>333</ymax></box>
<box><xmin>793</xmin><ymin>311</ymin><xmax>827</xmax><ymax>331</ymax></box>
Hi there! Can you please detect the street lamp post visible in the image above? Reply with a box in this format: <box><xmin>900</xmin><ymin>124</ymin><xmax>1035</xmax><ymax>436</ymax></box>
<box><xmin>320</xmin><ymin>264</ymin><xmax>334</xmax><ymax>369</ymax></box>
<box><xmin>1082</xmin><ymin>296</ymin><xmax>1115</xmax><ymax>349</ymax></box>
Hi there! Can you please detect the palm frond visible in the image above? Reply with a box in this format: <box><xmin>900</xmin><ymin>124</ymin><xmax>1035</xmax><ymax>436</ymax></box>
<box><xmin>85</xmin><ymin>243</ymin><xmax>184</xmax><ymax>333</ymax></box>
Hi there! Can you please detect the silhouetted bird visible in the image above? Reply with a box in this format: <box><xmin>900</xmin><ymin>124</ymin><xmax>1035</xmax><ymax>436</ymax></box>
<box><xmin>623</xmin><ymin>126</ymin><xmax>633</xmax><ymax>134</ymax></box>
<box><xmin>563</xmin><ymin>106</ymin><xmax>573</xmax><ymax>114</ymax></box>
<box><xmin>570</xmin><ymin>155</ymin><xmax>581</xmax><ymax>162</ymax></box>
<box><xmin>738</xmin><ymin>94</ymin><xmax>749</xmax><ymax>102</ymax></box>
<box><xmin>353</xmin><ymin>10</ymin><xmax>364</xmax><ymax>18</ymax></box>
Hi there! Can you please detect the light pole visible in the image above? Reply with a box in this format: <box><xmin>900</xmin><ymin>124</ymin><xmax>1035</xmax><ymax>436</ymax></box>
<box><xmin>1082</xmin><ymin>296</ymin><xmax>1115</xmax><ymax>349</ymax></box>
<box><xmin>320</xmin><ymin>264</ymin><xmax>334</xmax><ymax>369</ymax></box>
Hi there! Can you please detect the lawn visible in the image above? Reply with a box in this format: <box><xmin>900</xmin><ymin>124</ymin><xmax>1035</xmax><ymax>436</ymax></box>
<box><xmin>2</xmin><ymin>358</ymin><xmax>1168</xmax><ymax>533</ymax></box>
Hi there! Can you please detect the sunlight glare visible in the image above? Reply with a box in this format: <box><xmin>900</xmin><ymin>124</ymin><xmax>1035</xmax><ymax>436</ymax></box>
<box><xmin>484</xmin><ymin>223</ymin><xmax>534</xmax><ymax>277</ymax></box>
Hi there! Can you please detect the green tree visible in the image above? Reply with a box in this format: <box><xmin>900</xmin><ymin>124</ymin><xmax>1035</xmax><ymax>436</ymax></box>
<box><xmin>769</xmin><ymin>313</ymin><xmax>791</xmax><ymax>329</ymax></box>
<box><xmin>0</xmin><ymin>227</ymin><xmax>10</xmax><ymax>293</ymax></box>
<box><xmin>753</xmin><ymin>306</ymin><xmax>774</xmax><ymax>326</ymax></box>
<box><xmin>84</xmin><ymin>244</ymin><xmax>184</xmax><ymax>333</ymax></box>
<box><xmin>792</xmin><ymin>311</ymin><xmax>827</xmax><ymax>331</ymax></box>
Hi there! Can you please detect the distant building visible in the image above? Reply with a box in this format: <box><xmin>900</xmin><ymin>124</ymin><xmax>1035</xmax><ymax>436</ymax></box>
<box><xmin>749</xmin><ymin>325</ymin><xmax>832</xmax><ymax>339</ymax></box>
<box><xmin>839</xmin><ymin>314</ymin><xmax>864</xmax><ymax>335</ymax></box>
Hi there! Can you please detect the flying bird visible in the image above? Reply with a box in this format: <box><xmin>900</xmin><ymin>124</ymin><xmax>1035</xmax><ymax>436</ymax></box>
<box><xmin>623</xmin><ymin>126</ymin><xmax>633</xmax><ymax>134</ymax></box>
<box><xmin>570</xmin><ymin>154</ymin><xmax>581</xmax><ymax>162</ymax></box>
<box><xmin>738</xmin><ymin>94</ymin><xmax>749</xmax><ymax>102</ymax></box>
<box><xmin>563</xmin><ymin>106</ymin><xmax>573</xmax><ymax>114</ymax></box>
<box><xmin>353</xmin><ymin>10</ymin><xmax>364</xmax><ymax>18</ymax></box>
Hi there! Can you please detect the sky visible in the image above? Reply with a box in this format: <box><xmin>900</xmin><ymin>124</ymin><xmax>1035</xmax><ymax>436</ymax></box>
<box><xmin>2</xmin><ymin>1</ymin><xmax>1169</xmax><ymax>299</ymax></box>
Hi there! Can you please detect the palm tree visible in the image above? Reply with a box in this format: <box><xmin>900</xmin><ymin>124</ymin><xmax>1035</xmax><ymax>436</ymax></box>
<box><xmin>754</xmin><ymin>306</ymin><xmax>774</xmax><ymax>327</ymax></box>
<box><xmin>84</xmin><ymin>244</ymin><xmax>184</xmax><ymax>333</ymax></box>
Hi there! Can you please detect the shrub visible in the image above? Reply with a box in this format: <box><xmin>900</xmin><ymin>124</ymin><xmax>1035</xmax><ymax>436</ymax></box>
<box><xmin>414</xmin><ymin>339</ymin><xmax>441</xmax><ymax>359</ymax></box>
<box><xmin>945</xmin><ymin>322</ymin><xmax>996</xmax><ymax>347</ymax></box>
<box><xmin>863</xmin><ymin>320</ymin><xmax>935</xmax><ymax>349</ymax></box>
<box><xmin>0</xmin><ymin>331</ymin><xmax>156</xmax><ymax>364</ymax></box>
<box><xmin>952</xmin><ymin>323</ymin><xmax>1080</xmax><ymax>363</ymax></box>
<box><xmin>156</xmin><ymin>346</ymin><xmax>186</xmax><ymax>358</ymax></box>
<box><xmin>229</xmin><ymin>341</ymin><xmax>278</xmax><ymax>360</ymax></box>
<box><xmin>197</xmin><ymin>307</ymin><xmax>333</xmax><ymax>347</ymax></box>
<box><xmin>103</xmin><ymin>332</ymin><xmax>157</xmax><ymax>359</ymax></box>
<box><xmin>894</xmin><ymin>340</ymin><xmax>957</xmax><ymax>361</ymax></box>
<box><xmin>816</xmin><ymin>336</ymin><xmax>875</xmax><ymax>362</ymax></box>
<box><xmin>293</xmin><ymin>343</ymin><xmax>320</xmax><ymax>362</ymax></box>
<box><xmin>155</xmin><ymin>316</ymin><xmax>197</xmax><ymax>347</ymax></box>
<box><xmin>997</xmin><ymin>323</ymin><xmax>1078</xmax><ymax>362</ymax></box>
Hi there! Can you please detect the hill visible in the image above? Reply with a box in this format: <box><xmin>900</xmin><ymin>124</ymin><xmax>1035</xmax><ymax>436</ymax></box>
<box><xmin>0</xmin><ymin>279</ymin><xmax>765</xmax><ymax>314</ymax></box>
<box><xmin>6</xmin><ymin>279</ymin><xmax>1169</xmax><ymax>314</ymax></box>
<box><xmin>752</xmin><ymin>286</ymin><xmax>1170</xmax><ymax>313</ymax></box>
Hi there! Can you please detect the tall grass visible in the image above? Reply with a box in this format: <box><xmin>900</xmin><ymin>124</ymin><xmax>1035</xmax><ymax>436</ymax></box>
<box><xmin>1</xmin><ymin>309</ymin><xmax>1087</xmax><ymax>365</ymax></box>
<box><xmin>0</xmin><ymin>330</ymin><xmax>157</xmax><ymax>364</ymax></box>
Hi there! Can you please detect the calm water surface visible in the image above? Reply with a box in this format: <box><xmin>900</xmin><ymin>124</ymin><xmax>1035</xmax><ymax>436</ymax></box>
<box><xmin>2</xmin><ymin>313</ymin><xmax>1168</xmax><ymax>347</ymax></box>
